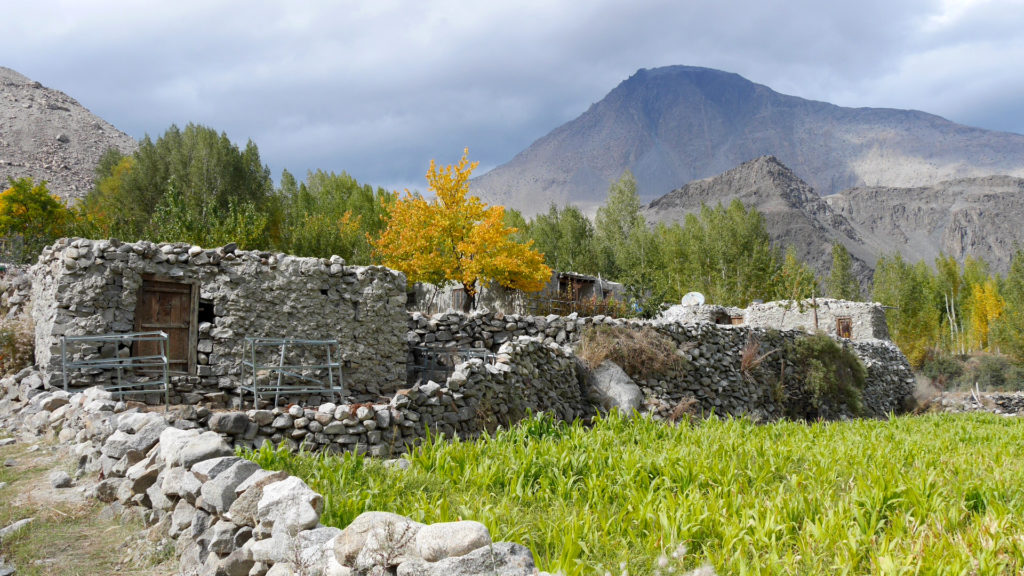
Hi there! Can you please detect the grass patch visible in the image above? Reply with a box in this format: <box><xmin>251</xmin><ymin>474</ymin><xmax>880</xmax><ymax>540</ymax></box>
<box><xmin>244</xmin><ymin>412</ymin><xmax>1024</xmax><ymax>575</ymax></box>
<box><xmin>575</xmin><ymin>324</ymin><xmax>689</xmax><ymax>379</ymax></box>
<box><xmin>0</xmin><ymin>437</ymin><xmax>173</xmax><ymax>576</ymax></box>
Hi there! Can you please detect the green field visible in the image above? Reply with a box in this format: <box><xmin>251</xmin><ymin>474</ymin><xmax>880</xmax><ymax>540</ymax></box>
<box><xmin>245</xmin><ymin>412</ymin><xmax>1024</xmax><ymax>575</ymax></box>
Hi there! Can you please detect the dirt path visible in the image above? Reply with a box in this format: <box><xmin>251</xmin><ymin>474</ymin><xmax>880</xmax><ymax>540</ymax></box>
<box><xmin>0</xmin><ymin>432</ymin><xmax>177</xmax><ymax>576</ymax></box>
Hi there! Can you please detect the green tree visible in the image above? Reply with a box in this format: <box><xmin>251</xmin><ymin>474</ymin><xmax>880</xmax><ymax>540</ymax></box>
<box><xmin>993</xmin><ymin>250</ymin><xmax>1024</xmax><ymax>361</ymax></box>
<box><xmin>79</xmin><ymin>123</ymin><xmax>275</xmax><ymax>248</ymax></box>
<box><xmin>825</xmin><ymin>242</ymin><xmax>861</xmax><ymax>300</ymax></box>
<box><xmin>594</xmin><ymin>171</ymin><xmax>664</xmax><ymax>312</ymax></box>
<box><xmin>872</xmin><ymin>253</ymin><xmax>941</xmax><ymax>367</ymax></box>
<box><xmin>274</xmin><ymin>169</ymin><xmax>392</xmax><ymax>263</ymax></box>
<box><xmin>658</xmin><ymin>200</ymin><xmax>784</xmax><ymax>306</ymax></box>
<box><xmin>0</xmin><ymin>178</ymin><xmax>71</xmax><ymax>263</ymax></box>
<box><xmin>525</xmin><ymin>204</ymin><xmax>599</xmax><ymax>275</ymax></box>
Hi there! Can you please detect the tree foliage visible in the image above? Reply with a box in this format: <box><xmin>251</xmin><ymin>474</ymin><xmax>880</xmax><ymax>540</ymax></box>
<box><xmin>274</xmin><ymin>169</ymin><xmax>392</xmax><ymax>264</ymax></box>
<box><xmin>826</xmin><ymin>242</ymin><xmax>861</xmax><ymax>301</ymax></box>
<box><xmin>0</xmin><ymin>178</ymin><xmax>71</xmax><ymax>263</ymax></box>
<box><xmin>522</xmin><ymin>204</ymin><xmax>599</xmax><ymax>275</ymax></box>
<box><xmin>372</xmin><ymin>150</ymin><xmax>550</xmax><ymax>309</ymax></box>
<box><xmin>79</xmin><ymin>124</ymin><xmax>274</xmax><ymax>248</ymax></box>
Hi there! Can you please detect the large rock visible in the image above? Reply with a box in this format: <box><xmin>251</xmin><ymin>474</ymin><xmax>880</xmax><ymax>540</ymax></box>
<box><xmin>587</xmin><ymin>360</ymin><xmax>643</xmax><ymax>413</ymax></box>
<box><xmin>415</xmin><ymin>521</ymin><xmax>491</xmax><ymax>562</ymax></box>
<box><xmin>199</xmin><ymin>459</ymin><xmax>261</xmax><ymax>514</ymax></box>
<box><xmin>225</xmin><ymin>470</ymin><xmax>289</xmax><ymax>527</ymax></box>
<box><xmin>209</xmin><ymin>412</ymin><xmax>250</xmax><ymax>435</ymax></box>
<box><xmin>169</xmin><ymin>430</ymin><xmax>233</xmax><ymax>470</ymax></box>
<box><xmin>100</xmin><ymin>418</ymin><xmax>168</xmax><ymax>460</ymax></box>
<box><xmin>335</xmin><ymin>512</ymin><xmax>423</xmax><ymax>568</ymax></box>
<box><xmin>256</xmin><ymin>476</ymin><xmax>323</xmax><ymax>536</ymax></box>
<box><xmin>396</xmin><ymin>542</ymin><xmax>536</xmax><ymax>576</ymax></box>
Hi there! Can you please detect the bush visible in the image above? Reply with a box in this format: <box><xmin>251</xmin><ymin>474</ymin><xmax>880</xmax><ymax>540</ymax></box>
<box><xmin>0</xmin><ymin>315</ymin><xmax>34</xmax><ymax>375</ymax></box>
<box><xmin>921</xmin><ymin>351</ymin><xmax>964</xmax><ymax>389</ymax></box>
<box><xmin>576</xmin><ymin>324</ymin><xmax>688</xmax><ymax>379</ymax></box>
<box><xmin>787</xmin><ymin>333</ymin><xmax>866</xmax><ymax>415</ymax></box>
<box><xmin>960</xmin><ymin>354</ymin><xmax>1024</xmax><ymax>391</ymax></box>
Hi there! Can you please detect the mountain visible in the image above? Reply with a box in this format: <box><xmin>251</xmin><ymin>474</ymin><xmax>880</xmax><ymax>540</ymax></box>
<box><xmin>0</xmin><ymin>67</ymin><xmax>136</xmax><ymax>201</ymax></box>
<box><xmin>644</xmin><ymin>156</ymin><xmax>1024</xmax><ymax>278</ymax></box>
<box><xmin>826</xmin><ymin>175</ymin><xmax>1024</xmax><ymax>272</ymax></box>
<box><xmin>473</xmin><ymin>65</ymin><xmax>1024</xmax><ymax>215</ymax></box>
<box><xmin>643</xmin><ymin>156</ymin><xmax>875</xmax><ymax>284</ymax></box>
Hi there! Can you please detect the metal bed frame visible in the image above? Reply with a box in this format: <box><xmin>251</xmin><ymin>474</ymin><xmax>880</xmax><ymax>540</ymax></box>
<box><xmin>239</xmin><ymin>337</ymin><xmax>344</xmax><ymax>409</ymax></box>
<box><xmin>60</xmin><ymin>331</ymin><xmax>170</xmax><ymax>408</ymax></box>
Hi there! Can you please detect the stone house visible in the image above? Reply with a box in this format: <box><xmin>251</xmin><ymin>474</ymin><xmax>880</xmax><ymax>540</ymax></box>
<box><xmin>29</xmin><ymin>238</ymin><xmax>408</xmax><ymax>404</ymax></box>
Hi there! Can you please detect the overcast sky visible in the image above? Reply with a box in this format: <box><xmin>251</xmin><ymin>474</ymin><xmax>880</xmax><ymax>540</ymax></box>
<box><xmin>7</xmin><ymin>0</ymin><xmax>1024</xmax><ymax>192</ymax></box>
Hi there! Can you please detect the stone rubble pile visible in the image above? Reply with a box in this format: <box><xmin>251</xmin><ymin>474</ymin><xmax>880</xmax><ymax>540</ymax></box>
<box><xmin>934</xmin><ymin>391</ymin><xmax>1024</xmax><ymax>416</ymax></box>
<box><xmin>0</xmin><ymin>370</ymin><xmax>551</xmax><ymax>576</ymax></box>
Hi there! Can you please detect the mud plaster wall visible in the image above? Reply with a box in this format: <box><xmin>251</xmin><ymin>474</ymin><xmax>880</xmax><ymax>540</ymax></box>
<box><xmin>30</xmin><ymin>238</ymin><xmax>408</xmax><ymax>402</ymax></box>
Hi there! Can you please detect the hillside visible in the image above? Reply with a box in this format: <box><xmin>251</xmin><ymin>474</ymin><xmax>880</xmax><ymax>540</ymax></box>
<box><xmin>473</xmin><ymin>65</ymin><xmax>1024</xmax><ymax>215</ymax></box>
<box><xmin>826</xmin><ymin>175</ymin><xmax>1024</xmax><ymax>272</ymax></box>
<box><xmin>0</xmin><ymin>67</ymin><xmax>136</xmax><ymax>201</ymax></box>
<box><xmin>643</xmin><ymin>156</ymin><xmax>875</xmax><ymax>283</ymax></box>
<box><xmin>645</xmin><ymin>156</ymin><xmax>1024</xmax><ymax>277</ymax></box>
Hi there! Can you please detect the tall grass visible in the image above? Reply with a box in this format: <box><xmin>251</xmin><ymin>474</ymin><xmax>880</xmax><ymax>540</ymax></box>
<box><xmin>244</xmin><ymin>412</ymin><xmax>1024</xmax><ymax>575</ymax></box>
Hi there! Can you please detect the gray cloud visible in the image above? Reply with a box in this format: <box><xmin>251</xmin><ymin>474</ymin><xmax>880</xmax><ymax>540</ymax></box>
<box><xmin>7</xmin><ymin>0</ymin><xmax>1023</xmax><ymax>191</ymax></box>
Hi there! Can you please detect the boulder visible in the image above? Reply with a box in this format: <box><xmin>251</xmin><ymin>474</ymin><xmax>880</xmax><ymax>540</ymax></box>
<box><xmin>333</xmin><ymin>512</ymin><xmax>423</xmax><ymax>570</ymax></box>
<box><xmin>396</xmin><ymin>542</ymin><xmax>536</xmax><ymax>576</ymax></box>
<box><xmin>199</xmin><ymin>459</ymin><xmax>261</xmax><ymax>514</ymax></box>
<box><xmin>176</xmin><ymin>431</ymin><xmax>233</xmax><ymax>469</ymax></box>
<box><xmin>587</xmin><ymin>360</ymin><xmax>643</xmax><ymax>413</ymax></box>
<box><xmin>415</xmin><ymin>521</ymin><xmax>491</xmax><ymax>562</ymax></box>
<box><xmin>225</xmin><ymin>470</ymin><xmax>289</xmax><ymax>527</ymax></box>
<box><xmin>209</xmin><ymin>412</ymin><xmax>250</xmax><ymax>435</ymax></box>
<box><xmin>256</xmin><ymin>476</ymin><xmax>323</xmax><ymax>536</ymax></box>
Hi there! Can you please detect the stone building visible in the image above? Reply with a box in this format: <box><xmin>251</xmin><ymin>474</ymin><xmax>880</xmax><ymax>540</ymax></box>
<box><xmin>657</xmin><ymin>298</ymin><xmax>890</xmax><ymax>342</ymax></box>
<box><xmin>29</xmin><ymin>238</ymin><xmax>408</xmax><ymax>403</ymax></box>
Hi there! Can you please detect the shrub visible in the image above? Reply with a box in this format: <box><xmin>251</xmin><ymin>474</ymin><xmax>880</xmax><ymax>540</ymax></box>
<box><xmin>959</xmin><ymin>354</ymin><xmax>1024</xmax><ymax>391</ymax></box>
<box><xmin>921</xmin><ymin>351</ymin><xmax>964</xmax><ymax>389</ymax></box>
<box><xmin>576</xmin><ymin>324</ymin><xmax>688</xmax><ymax>379</ymax></box>
<box><xmin>0</xmin><ymin>315</ymin><xmax>34</xmax><ymax>375</ymax></box>
<box><xmin>787</xmin><ymin>332</ymin><xmax>866</xmax><ymax>414</ymax></box>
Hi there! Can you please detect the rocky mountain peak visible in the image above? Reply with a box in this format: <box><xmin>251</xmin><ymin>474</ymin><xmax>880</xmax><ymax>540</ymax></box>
<box><xmin>474</xmin><ymin>65</ymin><xmax>1024</xmax><ymax>216</ymax></box>
<box><xmin>0</xmin><ymin>67</ymin><xmax>136</xmax><ymax>201</ymax></box>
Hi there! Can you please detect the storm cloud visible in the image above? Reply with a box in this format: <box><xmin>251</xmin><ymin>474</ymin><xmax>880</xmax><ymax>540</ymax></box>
<box><xmin>7</xmin><ymin>0</ymin><xmax>1023</xmax><ymax>192</ymax></box>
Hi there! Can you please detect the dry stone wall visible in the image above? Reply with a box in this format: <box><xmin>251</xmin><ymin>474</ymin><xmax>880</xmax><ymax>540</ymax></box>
<box><xmin>408</xmin><ymin>309</ymin><xmax>916</xmax><ymax>422</ymax></box>
<box><xmin>29</xmin><ymin>238</ymin><xmax>408</xmax><ymax>403</ymax></box>
<box><xmin>0</xmin><ymin>371</ymin><xmax>548</xmax><ymax>576</ymax></box>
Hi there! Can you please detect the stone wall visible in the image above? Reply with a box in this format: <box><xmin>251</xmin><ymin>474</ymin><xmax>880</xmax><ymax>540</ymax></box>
<box><xmin>407</xmin><ymin>309</ymin><xmax>916</xmax><ymax>422</ymax></box>
<box><xmin>29</xmin><ymin>238</ymin><xmax>408</xmax><ymax>403</ymax></box>
<box><xmin>656</xmin><ymin>299</ymin><xmax>891</xmax><ymax>341</ymax></box>
<box><xmin>0</xmin><ymin>372</ymin><xmax>547</xmax><ymax>576</ymax></box>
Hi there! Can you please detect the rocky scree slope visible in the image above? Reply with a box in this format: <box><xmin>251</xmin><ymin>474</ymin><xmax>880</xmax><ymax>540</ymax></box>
<box><xmin>473</xmin><ymin>65</ymin><xmax>1024</xmax><ymax>215</ymax></box>
<box><xmin>0</xmin><ymin>67</ymin><xmax>136</xmax><ymax>201</ymax></box>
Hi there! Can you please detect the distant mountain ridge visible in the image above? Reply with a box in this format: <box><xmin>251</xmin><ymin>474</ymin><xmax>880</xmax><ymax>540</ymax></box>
<box><xmin>473</xmin><ymin>65</ymin><xmax>1024</xmax><ymax>214</ymax></box>
<box><xmin>644</xmin><ymin>156</ymin><xmax>1024</xmax><ymax>279</ymax></box>
<box><xmin>643</xmin><ymin>156</ymin><xmax>875</xmax><ymax>284</ymax></box>
<box><xmin>0</xmin><ymin>67</ymin><xmax>136</xmax><ymax>200</ymax></box>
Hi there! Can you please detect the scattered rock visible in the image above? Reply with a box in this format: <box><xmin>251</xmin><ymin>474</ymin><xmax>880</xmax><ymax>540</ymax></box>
<box><xmin>48</xmin><ymin>470</ymin><xmax>72</xmax><ymax>488</ymax></box>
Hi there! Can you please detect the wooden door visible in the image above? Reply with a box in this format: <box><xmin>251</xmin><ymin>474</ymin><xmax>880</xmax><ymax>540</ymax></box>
<box><xmin>836</xmin><ymin>317</ymin><xmax>853</xmax><ymax>339</ymax></box>
<box><xmin>135</xmin><ymin>277</ymin><xmax>197</xmax><ymax>374</ymax></box>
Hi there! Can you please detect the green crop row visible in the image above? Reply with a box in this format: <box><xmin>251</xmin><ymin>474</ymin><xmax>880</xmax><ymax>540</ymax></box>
<box><xmin>243</xmin><ymin>412</ymin><xmax>1024</xmax><ymax>575</ymax></box>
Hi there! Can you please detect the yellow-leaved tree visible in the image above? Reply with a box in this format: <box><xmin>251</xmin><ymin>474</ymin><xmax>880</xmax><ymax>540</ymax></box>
<box><xmin>373</xmin><ymin>149</ymin><xmax>551</xmax><ymax>310</ymax></box>
<box><xmin>968</xmin><ymin>279</ymin><xmax>1004</xmax><ymax>350</ymax></box>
